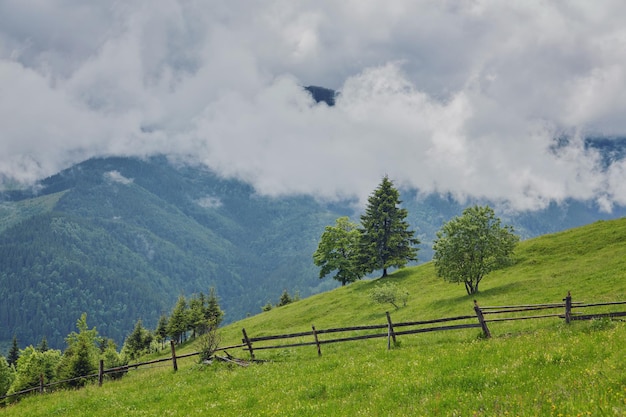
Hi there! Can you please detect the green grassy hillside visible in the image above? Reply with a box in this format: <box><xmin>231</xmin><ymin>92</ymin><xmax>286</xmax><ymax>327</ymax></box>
<box><xmin>4</xmin><ymin>218</ymin><xmax>626</xmax><ymax>416</ymax></box>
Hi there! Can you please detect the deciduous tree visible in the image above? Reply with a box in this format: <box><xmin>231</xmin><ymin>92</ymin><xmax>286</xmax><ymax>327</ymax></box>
<box><xmin>433</xmin><ymin>205</ymin><xmax>519</xmax><ymax>295</ymax></box>
<box><xmin>0</xmin><ymin>355</ymin><xmax>14</xmax><ymax>397</ymax></box>
<box><xmin>313</xmin><ymin>216</ymin><xmax>364</xmax><ymax>285</ymax></box>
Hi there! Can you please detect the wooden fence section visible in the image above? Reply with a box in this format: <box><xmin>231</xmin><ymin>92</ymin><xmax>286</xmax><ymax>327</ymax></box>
<box><xmin>474</xmin><ymin>292</ymin><xmax>626</xmax><ymax>337</ymax></box>
<box><xmin>241</xmin><ymin>293</ymin><xmax>626</xmax><ymax>358</ymax></box>
<box><xmin>241</xmin><ymin>312</ymin><xmax>483</xmax><ymax>358</ymax></box>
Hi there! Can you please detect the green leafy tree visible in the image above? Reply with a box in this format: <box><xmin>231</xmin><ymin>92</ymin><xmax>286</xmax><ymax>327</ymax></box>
<box><xmin>0</xmin><ymin>355</ymin><xmax>15</xmax><ymax>397</ymax></box>
<box><xmin>359</xmin><ymin>176</ymin><xmax>420</xmax><ymax>277</ymax></box>
<box><xmin>369</xmin><ymin>282</ymin><xmax>409</xmax><ymax>310</ymax></box>
<box><xmin>100</xmin><ymin>339</ymin><xmax>127</xmax><ymax>380</ymax></box>
<box><xmin>167</xmin><ymin>295</ymin><xmax>189</xmax><ymax>344</ymax></box>
<box><xmin>7</xmin><ymin>346</ymin><xmax>61</xmax><ymax>396</ymax></box>
<box><xmin>313</xmin><ymin>217</ymin><xmax>364</xmax><ymax>285</ymax></box>
<box><xmin>433</xmin><ymin>205</ymin><xmax>519</xmax><ymax>295</ymax></box>
<box><xmin>7</xmin><ymin>335</ymin><xmax>19</xmax><ymax>368</ymax></box>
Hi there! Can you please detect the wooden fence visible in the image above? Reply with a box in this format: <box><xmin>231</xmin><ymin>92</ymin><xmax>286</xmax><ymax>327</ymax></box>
<box><xmin>2</xmin><ymin>292</ymin><xmax>625</xmax><ymax>403</ymax></box>
<box><xmin>240</xmin><ymin>292</ymin><xmax>626</xmax><ymax>358</ymax></box>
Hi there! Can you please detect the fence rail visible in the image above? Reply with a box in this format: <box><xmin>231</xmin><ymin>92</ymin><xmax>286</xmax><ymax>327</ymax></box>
<box><xmin>2</xmin><ymin>292</ymin><xmax>625</xmax><ymax>404</ymax></box>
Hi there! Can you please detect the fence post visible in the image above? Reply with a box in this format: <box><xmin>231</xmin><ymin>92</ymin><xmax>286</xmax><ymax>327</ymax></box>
<box><xmin>39</xmin><ymin>374</ymin><xmax>44</xmax><ymax>394</ymax></box>
<box><xmin>242</xmin><ymin>328</ymin><xmax>255</xmax><ymax>360</ymax></box>
<box><xmin>170</xmin><ymin>340</ymin><xmax>178</xmax><ymax>372</ymax></box>
<box><xmin>312</xmin><ymin>325</ymin><xmax>322</xmax><ymax>357</ymax></box>
<box><xmin>99</xmin><ymin>359</ymin><xmax>104</xmax><ymax>386</ymax></box>
<box><xmin>474</xmin><ymin>300</ymin><xmax>491</xmax><ymax>338</ymax></box>
<box><xmin>386</xmin><ymin>312</ymin><xmax>397</xmax><ymax>349</ymax></box>
<box><xmin>564</xmin><ymin>291</ymin><xmax>572</xmax><ymax>324</ymax></box>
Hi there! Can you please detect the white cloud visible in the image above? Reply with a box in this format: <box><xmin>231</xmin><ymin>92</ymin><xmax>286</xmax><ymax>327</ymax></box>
<box><xmin>1</xmin><ymin>0</ymin><xmax>626</xmax><ymax>210</ymax></box>
<box><xmin>104</xmin><ymin>170</ymin><xmax>133</xmax><ymax>185</ymax></box>
<box><xmin>196</xmin><ymin>196</ymin><xmax>222</xmax><ymax>209</ymax></box>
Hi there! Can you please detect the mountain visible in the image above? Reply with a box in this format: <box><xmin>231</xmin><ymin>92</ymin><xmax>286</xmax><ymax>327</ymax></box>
<box><xmin>1</xmin><ymin>155</ymin><xmax>625</xmax><ymax>350</ymax></box>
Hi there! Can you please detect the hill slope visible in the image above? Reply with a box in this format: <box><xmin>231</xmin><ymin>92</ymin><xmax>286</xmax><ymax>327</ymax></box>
<box><xmin>1</xmin><ymin>156</ymin><xmax>625</xmax><ymax>349</ymax></box>
<box><xmin>4</xmin><ymin>217</ymin><xmax>626</xmax><ymax>416</ymax></box>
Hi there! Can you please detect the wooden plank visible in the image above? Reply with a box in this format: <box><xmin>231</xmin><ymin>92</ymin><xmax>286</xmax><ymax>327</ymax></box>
<box><xmin>386</xmin><ymin>312</ymin><xmax>397</xmax><ymax>347</ymax></box>
<box><xmin>248</xmin><ymin>340</ymin><xmax>320</xmax><ymax>350</ymax></box>
<box><xmin>312</xmin><ymin>325</ymin><xmax>322</xmax><ymax>356</ymax></box>
<box><xmin>394</xmin><ymin>315</ymin><xmax>477</xmax><ymax>328</ymax></box>
<box><xmin>484</xmin><ymin>313</ymin><xmax>562</xmax><ymax>322</ymax></box>
<box><xmin>170</xmin><ymin>340</ymin><xmax>178</xmax><ymax>372</ymax></box>
<box><xmin>242</xmin><ymin>328</ymin><xmax>255</xmax><ymax>360</ymax></box>
<box><xmin>574</xmin><ymin>301</ymin><xmax>626</xmax><ymax>308</ymax></box>
<box><xmin>570</xmin><ymin>311</ymin><xmax>626</xmax><ymax>320</ymax></box>
<box><xmin>482</xmin><ymin>305</ymin><xmax>564</xmax><ymax>315</ymax></box>
<box><xmin>480</xmin><ymin>303</ymin><xmax>566</xmax><ymax>310</ymax></box>
<box><xmin>394</xmin><ymin>323</ymin><xmax>482</xmax><ymax>336</ymax></box>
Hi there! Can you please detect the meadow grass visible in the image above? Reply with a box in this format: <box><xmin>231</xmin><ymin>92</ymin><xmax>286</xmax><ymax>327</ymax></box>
<box><xmin>3</xmin><ymin>218</ymin><xmax>626</xmax><ymax>416</ymax></box>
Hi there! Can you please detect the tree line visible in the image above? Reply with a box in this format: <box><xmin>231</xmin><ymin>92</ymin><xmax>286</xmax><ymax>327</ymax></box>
<box><xmin>313</xmin><ymin>177</ymin><xmax>519</xmax><ymax>295</ymax></box>
<box><xmin>0</xmin><ymin>288</ymin><xmax>224</xmax><ymax>401</ymax></box>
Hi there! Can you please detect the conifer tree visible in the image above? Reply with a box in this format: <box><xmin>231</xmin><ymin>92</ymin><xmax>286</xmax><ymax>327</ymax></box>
<box><xmin>56</xmin><ymin>313</ymin><xmax>99</xmax><ymax>387</ymax></box>
<box><xmin>167</xmin><ymin>295</ymin><xmax>188</xmax><ymax>344</ymax></box>
<box><xmin>123</xmin><ymin>319</ymin><xmax>153</xmax><ymax>360</ymax></box>
<box><xmin>7</xmin><ymin>335</ymin><xmax>19</xmax><ymax>368</ymax></box>
<box><xmin>359</xmin><ymin>176</ymin><xmax>420</xmax><ymax>277</ymax></box>
<box><xmin>278</xmin><ymin>289</ymin><xmax>293</xmax><ymax>307</ymax></box>
<box><xmin>188</xmin><ymin>294</ymin><xmax>206</xmax><ymax>338</ymax></box>
<box><xmin>37</xmin><ymin>336</ymin><xmax>49</xmax><ymax>352</ymax></box>
<box><xmin>155</xmin><ymin>314</ymin><xmax>169</xmax><ymax>349</ymax></box>
<box><xmin>204</xmin><ymin>287</ymin><xmax>224</xmax><ymax>328</ymax></box>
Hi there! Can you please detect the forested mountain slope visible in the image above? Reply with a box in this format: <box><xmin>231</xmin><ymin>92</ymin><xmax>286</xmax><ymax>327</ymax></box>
<box><xmin>1</xmin><ymin>156</ymin><xmax>625</xmax><ymax>349</ymax></box>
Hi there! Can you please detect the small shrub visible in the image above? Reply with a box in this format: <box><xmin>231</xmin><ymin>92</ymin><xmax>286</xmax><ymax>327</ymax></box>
<box><xmin>369</xmin><ymin>283</ymin><xmax>408</xmax><ymax>310</ymax></box>
<box><xmin>198</xmin><ymin>322</ymin><xmax>221</xmax><ymax>363</ymax></box>
<box><xmin>278</xmin><ymin>290</ymin><xmax>293</xmax><ymax>307</ymax></box>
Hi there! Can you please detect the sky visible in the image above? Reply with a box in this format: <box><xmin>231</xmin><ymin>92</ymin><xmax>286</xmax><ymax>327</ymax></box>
<box><xmin>1</xmin><ymin>0</ymin><xmax>626</xmax><ymax>211</ymax></box>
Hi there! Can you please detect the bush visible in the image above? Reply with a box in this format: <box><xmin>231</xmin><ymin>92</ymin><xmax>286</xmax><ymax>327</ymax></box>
<box><xmin>198</xmin><ymin>322</ymin><xmax>221</xmax><ymax>363</ymax></box>
<box><xmin>369</xmin><ymin>283</ymin><xmax>408</xmax><ymax>310</ymax></box>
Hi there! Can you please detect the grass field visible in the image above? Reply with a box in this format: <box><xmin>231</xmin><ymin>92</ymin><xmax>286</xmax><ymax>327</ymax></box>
<box><xmin>3</xmin><ymin>218</ymin><xmax>626</xmax><ymax>416</ymax></box>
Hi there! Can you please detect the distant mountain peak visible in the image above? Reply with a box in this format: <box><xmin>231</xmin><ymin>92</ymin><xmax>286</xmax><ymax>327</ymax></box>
<box><xmin>304</xmin><ymin>85</ymin><xmax>336</xmax><ymax>106</ymax></box>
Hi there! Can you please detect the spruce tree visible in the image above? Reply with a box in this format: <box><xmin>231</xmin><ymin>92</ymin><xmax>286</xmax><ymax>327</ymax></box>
<box><xmin>37</xmin><ymin>336</ymin><xmax>49</xmax><ymax>352</ymax></box>
<box><xmin>359</xmin><ymin>176</ymin><xmax>420</xmax><ymax>277</ymax></box>
<box><xmin>167</xmin><ymin>295</ymin><xmax>188</xmax><ymax>344</ymax></box>
<box><xmin>278</xmin><ymin>289</ymin><xmax>292</xmax><ymax>307</ymax></box>
<box><xmin>124</xmin><ymin>319</ymin><xmax>153</xmax><ymax>360</ymax></box>
<box><xmin>56</xmin><ymin>313</ymin><xmax>99</xmax><ymax>387</ymax></box>
<box><xmin>7</xmin><ymin>335</ymin><xmax>19</xmax><ymax>367</ymax></box>
<box><xmin>155</xmin><ymin>314</ymin><xmax>169</xmax><ymax>349</ymax></box>
<box><xmin>204</xmin><ymin>287</ymin><xmax>224</xmax><ymax>328</ymax></box>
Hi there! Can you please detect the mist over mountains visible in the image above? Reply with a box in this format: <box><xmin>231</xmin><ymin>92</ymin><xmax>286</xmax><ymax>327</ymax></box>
<box><xmin>1</xmin><ymin>152</ymin><xmax>625</xmax><ymax>350</ymax></box>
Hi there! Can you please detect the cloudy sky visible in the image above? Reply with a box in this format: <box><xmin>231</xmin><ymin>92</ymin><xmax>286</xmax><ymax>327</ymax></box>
<box><xmin>1</xmin><ymin>1</ymin><xmax>626</xmax><ymax>211</ymax></box>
